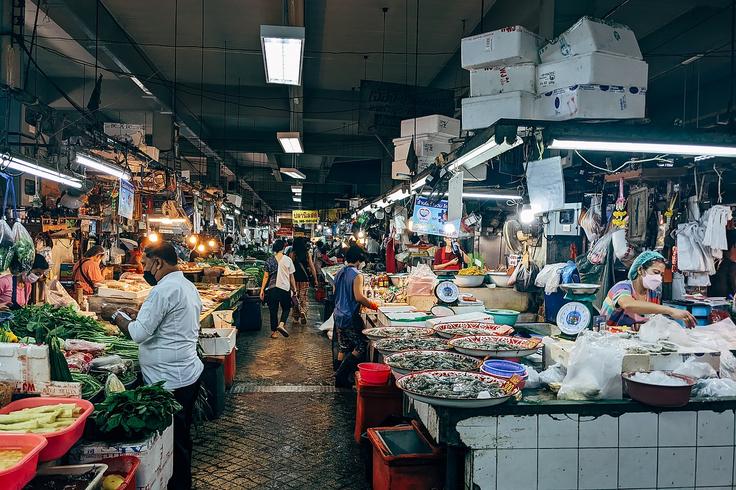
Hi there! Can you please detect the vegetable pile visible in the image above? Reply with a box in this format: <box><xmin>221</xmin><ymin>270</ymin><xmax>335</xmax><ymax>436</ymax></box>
<box><xmin>0</xmin><ymin>403</ymin><xmax>83</xmax><ymax>433</ymax></box>
<box><xmin>92</xmin><ymin>381</ymin><xmax>182</xmax><ymax>441</ymax></box>
<box><xmin>4</xmin><ymin>304</ymin><xmax>108</xmax><ymax>343</ymax></box>
<box><xmin>457</xmin><ymin>266</ymin><xmax>486</xmax><ymax>276</ymax></box>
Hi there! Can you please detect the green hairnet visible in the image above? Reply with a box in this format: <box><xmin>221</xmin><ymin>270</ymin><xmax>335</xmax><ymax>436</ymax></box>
<box><xmin>628</xmin><ymin>250</ymin><xmax>666</xmax><ymax>280</ymax></box>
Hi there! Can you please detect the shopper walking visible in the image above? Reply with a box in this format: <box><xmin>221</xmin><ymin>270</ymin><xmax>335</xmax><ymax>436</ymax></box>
<box><xmin>333</xmin><ymin>245</ymin><xmax>379</xmax><ymax>388</ymax></box>
<box><xmin>260</xmin><ymin>239</ymin><xmax>295</xmax><ymax>338</ymax></box>
<box><xmin>111</xmin><ymin>242</ymin><xmax>203</xmax><ymax>490</ymax></box>
<box><xmin>290</xmin><ymin>237</ymin><xmax>317</xmax><ymax>325</ymax></box>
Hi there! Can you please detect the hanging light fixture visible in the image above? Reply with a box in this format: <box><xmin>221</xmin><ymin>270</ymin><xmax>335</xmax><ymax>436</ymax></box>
<box><xmin>260</xmin><ymin>25</ymin><xmax>305</xmax><ymax>86</ymax></box>
<box><xmin>277</xmin><ymin>132</ymin><xmax>303</xmax><ymax>153</ymax></box>
<box><xmin>0</xmin><ymin>153</ymin><xmax>82</xmax><ymax>189</ymax></box>
<box><xmin>280</xmin><ymin>168</ymin><xmax>306</xmax><ymax>179</ymax></box>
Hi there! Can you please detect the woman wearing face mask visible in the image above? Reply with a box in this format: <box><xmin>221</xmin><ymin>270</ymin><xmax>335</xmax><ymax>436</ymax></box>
<box><xmin>0</xmin><ymin>254</ymin><xmax>49</xmax><ymax>309</ymax></box>
<box><xmin>433</xmin><ymin>237</ymin><xmax>470</xmax><ymax>271</ymax></box>
<box><xmin>601</xmin><ymin>250</ymin><xmax>696</xmax><ymax>328</ymax></box>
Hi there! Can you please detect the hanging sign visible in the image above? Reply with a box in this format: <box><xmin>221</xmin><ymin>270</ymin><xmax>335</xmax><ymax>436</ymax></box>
<box><xmin>118</xmin><ymin>179</ymin><xmax>134</xmax><ymax>220</ymax></box>
<box><xmin>411</xmin><ymin>197</ymin><xmax>459</xmax><ymax>238</ymax></box>
<box><xmin>292</xmin><ymin>210</ymin><xmax>319</xmax><ymax>224</ymax></box>
<box><xmin>275</xmin><ymin>226</ymin><xmax>293</xmax><ymax>237</ymax></box>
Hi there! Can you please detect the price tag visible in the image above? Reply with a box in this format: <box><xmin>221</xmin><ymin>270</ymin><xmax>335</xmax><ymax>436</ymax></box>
<box><xmin>502</xmin><ymin>374</ymin><xmax>523</xmax><ymax>394</ymax></box>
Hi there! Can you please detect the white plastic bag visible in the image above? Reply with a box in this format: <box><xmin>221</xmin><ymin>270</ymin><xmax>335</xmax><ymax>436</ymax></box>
<box><xmin>673</xmin><ymin>356</ymin><xmax>717</xmax><ymax>379</ymax></box>
<box><xmin>406</xmin><ymin>264</ymin><xmax>437</xmax><ymax>296</ymax></box>
<box><xmin>587</xmin><ymin>231</ymin><xmax>614</xmax><ymax>265</ymax></box>
<box><xmin>693</xmin><ymin>378</ymin><xmax>736</xmax><ymax>398</ymax></box>
<box><xmin>319</xmin><ymin>313</ymin><xmax>334</xmax><ymax>333</ymax></box>
<box><xmin>525</xmin><ymin>366</ymin><xmax>541</xmax><ymax>389</ymax></box>
<box><xmin>558</xmin><ymin>331</ymin><xmax>625</xmax><ymax>400</ymax></box>
<box><xmin>539</xmin><ymin>363</ymin><xmax>567</xmax><ymax>386</ymax></box>
<box><xmin>612</xmin><ymin>229</ymin><xmax>637</xmax><ymax>267</ymax></box>
<box><xmin>719</xmin><ymin>350</ymin><xmax>736</xmax><ymax>381</ymax></box>
<box><xmin>535</xmin><ymin>263</ymin><xmax>566</xmax><ymax>294</ymax></box>
<box><xmin>10</xmin><ymin>221</ymin><xmax>34</xmax><ymax>274</ymax></box>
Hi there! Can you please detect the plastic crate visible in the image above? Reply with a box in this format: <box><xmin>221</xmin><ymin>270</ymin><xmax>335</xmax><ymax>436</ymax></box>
<box><xmin>100</xmin><ymin>455</ymin><xmax>140</xmax><ymax>490</ymax></box>
<box><xmin>0</xmin><ymin>433</ymin><xmax>47</xmax><ymax>490</ymax></box>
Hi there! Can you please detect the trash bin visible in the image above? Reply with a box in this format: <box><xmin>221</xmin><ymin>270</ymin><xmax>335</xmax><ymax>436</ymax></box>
<box><xmin>238</xmin><ymin>295</ymin><xmax>262</xmax><ymax>331</ymax></box>
<box><xmin>367</xmin><ymin>421</ymin><xmax>443</xmax><ymax>490</ymax></box>
<box><xmin>201</xmin><ymin>361</ymin><xmax>225</xmax><ymax>420</ymax></box>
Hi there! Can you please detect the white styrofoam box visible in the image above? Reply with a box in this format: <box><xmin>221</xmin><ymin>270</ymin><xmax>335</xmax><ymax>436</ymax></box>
<box><xmin>69</xmin><ymin>421</ymin><xmax>174</xmax><ymax>490</ymax></box>
<box><xmin>461</xmin><ymin>26</ymin><xmax>545</xmax><ymax>69</ymax></box>
<box><xmin>400</xmin><ymin>115</ymin><xmax>461</xmax><ymax>138</ymax></box>
<box><xmin>198</xmin><ymin>327</ymin><xmax>237</xmax><ymax>355</ymax></box>
<box><xmin>461</xmin><ymin>92</ymin><xmax>536</xmax><ymax>130</ymax></box>
<box><xmin>392</xmin><ymin>157</ymin><xmax>433</xmax><ymax>180</ymax></box>
<box><xmin>649</xmin><ymin>349</ymin><xmax>721</xmax><ymax>373</ymax></box>
<box><xmin>211</xmin><ymin>309</ymin><xmax>233</xmax><ymax>329</ymax></box>
<box><xmin>536</xmin><ymin>52</ymin><xmax>649</xmax><ymax>92</ymax></box>
<box><xmin>0</xmin><ymin>343</ymin><xmax>50</xmax><ymax>393</ymax></box>
<box><xmin>469</xmin><ymin>64</ymin><xmax>537</xmax><ymax>97</ymax></box>
<box><xmin>539</xmin><ymin>16</ymin><xmax>643</xmax><ymax>63</ymax></box>
<box><xmin>534</xmin><ymin>84</ymin><xmax>646</xmax><ymax>121</ymax></box>
<box><xmin>425</xmin><ymin>311</ymin><xmax>494</xmax><ymax>328</ymax></box>
<box><xmin>393</xmin><ymin>133</ymin><xmax>453</xmax><ymax>161</ymax></box>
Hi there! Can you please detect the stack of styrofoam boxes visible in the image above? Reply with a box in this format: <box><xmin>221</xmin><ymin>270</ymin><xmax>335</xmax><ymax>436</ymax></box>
<box><xmin>460</xmin><ymin>26</ymin><xmax>546</xmax><ymax>130</ymax></box>
<box><xmin>392</xmin><ymin>115</ymin><xmax>460</xmax><ymax>180</ymax></box>
<box><xmin>535</xmin><ymin>17</ymin><xmax>648</xmax><ymax>120</ymax></box>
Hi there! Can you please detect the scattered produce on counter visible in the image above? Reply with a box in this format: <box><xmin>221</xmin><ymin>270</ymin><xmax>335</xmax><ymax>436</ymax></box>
<box><xmin>0</xmin><ymin>403</ymin><xmax>82</xmax><ymax>433</ymax></box>
<box><xmin>457</xmin><ymin>266</ymin><xmax>486</xmax><ymax>276</ymax></box>
<box><xmin>102</xmin><ymin>474</ymin><xmax>126</xmax><ymax>490</ymax></box>
<box><xmin>93</xmin><ymin>381</ymin><xmax>182</xmax><ymax>441</ymax></box>
<box><xmin>0</xmin><ymin>448</ymin><xmax>26</xmax><ymax>470</ymax></box>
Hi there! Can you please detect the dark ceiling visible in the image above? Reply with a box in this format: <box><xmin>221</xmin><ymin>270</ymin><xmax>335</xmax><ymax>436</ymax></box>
<box><xmin>22</xmin><ymin>0</ymin><xmax>736</xmax><ymax>212</ymax></box>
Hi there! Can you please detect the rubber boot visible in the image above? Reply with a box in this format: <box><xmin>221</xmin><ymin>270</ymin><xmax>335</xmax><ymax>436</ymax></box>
<box><xmin>335</xmin><ymin>353</ymin><xmax>359</xmax><ymax>388</ymax></box>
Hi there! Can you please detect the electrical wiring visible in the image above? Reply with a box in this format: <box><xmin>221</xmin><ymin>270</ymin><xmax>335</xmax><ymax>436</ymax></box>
<box><xmin>574</xmin><ymin>150</ymin><xmax>673</xmax><ymax>173</ymax></box>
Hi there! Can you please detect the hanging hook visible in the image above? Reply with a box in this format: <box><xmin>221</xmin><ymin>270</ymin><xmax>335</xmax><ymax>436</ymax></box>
<box><xmin>713</xmin><ymin>163</ymin><xmax>723</xmax><ymax>203</ymax></box>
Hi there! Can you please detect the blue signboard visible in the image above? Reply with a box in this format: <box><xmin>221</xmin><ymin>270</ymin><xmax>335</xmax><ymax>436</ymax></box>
<box><xmin>118</xmin><ymin>179</ymin><xmax>134</xmax><ymax>220</ymax></box>
<box><xmin>411</xmin><ymin>197</ymin><xmax>459</xmax><ymax>237</ymax></box>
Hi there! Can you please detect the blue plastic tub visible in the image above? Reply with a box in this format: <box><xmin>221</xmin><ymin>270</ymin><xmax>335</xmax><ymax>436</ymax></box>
<box><xmin>486</xmin><ymin>309</ymin><xmax>520</xmax><ymax>326</ymax></box>
<box><xmin>480</xmin><ymin>360</ymin><xmax>527</xmax><ymax>378</ymax></box>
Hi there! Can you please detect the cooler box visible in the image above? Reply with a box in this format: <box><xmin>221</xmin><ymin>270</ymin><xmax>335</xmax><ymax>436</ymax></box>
<box><xmin>461</xmin><ymin>26</ymin><xmax>545</xmax><ymax>69</ymax></box>
<box><xmin>536</xmin><ymin>52</ymin><xmax>648</xmax><ymax>92</ymax></box>
<box><xmin>393</xmin><ymin>134</ymin><xmax>452</xmax><ymax>161</ymax></box>
<box><xmin>539</xmin><ymin>16</ymin><xmax>643</xmax><ymax>63</ymax></box>
<box><xmin>534</xmin><ymin>84</ymin><xmax>646</xmax><ymax>121</ymax></box>
<box><xmin>354</xmin><ymin>372</ymin><xmax>404</xmax><ymax>444</ymax></box>
<box><xmin>470</xmin><ymin>63</ymin><xmax>537</xmax><ymax>97</ymax></box>
<box><xmin>462</xmin><ymin>92</ymin><xmax>536</xmax><ymax>130</ymax></box>
<box><xmin>400</xmin><ymin>115</ymin><xmax>460</xmax><ymax>138</ymax></box>
<box><xmin>367</xmin><ymin>421</ymin><xmax>443</xmax><ymax>490</ymax></box>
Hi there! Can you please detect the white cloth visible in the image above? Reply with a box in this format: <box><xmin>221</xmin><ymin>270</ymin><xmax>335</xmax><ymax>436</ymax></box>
<box><xmin>702</xmin><ymin>205</ymin><xmax>732</xmax><ymax>251</ymax></box>
<box><xmin>366</xmin><ymin>238</ymin><xmax>380</xmax><ymax>255</ymax></box>
<box><xmin>274</xmin><ymin>255</ymin><xmax>295</xmax><ymax>292</ymax></box>
<box><xmin>128</xmin><ymin>271</ymin><xmax>203</xmax><ymax>390</ymax></box>
<box><xmin>535</xmin><ymin>262</ymin><xmax>566</xmax><ymax>294</ymax></box>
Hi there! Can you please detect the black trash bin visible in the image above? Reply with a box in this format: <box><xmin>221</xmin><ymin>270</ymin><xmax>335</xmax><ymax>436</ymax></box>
<box><xmin>201</xmin><ymin>361</ymin><xmax>225</xmax><ymax>420</ymax></box>
<box><xmin>238</xmin><ymin>294</ymin><xmax>262</xmax><ymax>331</ymax></box>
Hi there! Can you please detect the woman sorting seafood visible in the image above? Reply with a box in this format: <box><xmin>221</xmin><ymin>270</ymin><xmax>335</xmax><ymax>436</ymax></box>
<box><xmin>601</xmin><ymin>251</ymin><xmax>696</xmax><ymax>328</ymax></box>
<box><xmin>333</xmin><ymin>245</ymin><xmax>379</xmax><ymax>387</ymax></box>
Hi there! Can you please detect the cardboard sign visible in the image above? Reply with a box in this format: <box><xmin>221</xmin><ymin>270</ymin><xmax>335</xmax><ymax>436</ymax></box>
<box><xmin>292</xmin><ymin>210</ymin><xmax>319</xmax><ymax>224</ymax></box>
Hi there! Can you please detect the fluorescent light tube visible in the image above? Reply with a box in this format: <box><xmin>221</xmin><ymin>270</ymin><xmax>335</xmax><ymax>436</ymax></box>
<box><xmin>291</xmin><ymin>185</ymin><xmax>303</xmax><ymax>194</ymax></box>
<box><xmin>0</xmin><ymin>153</ymin><xmax>82</xmax><ymax>189</ymax></box>
<box><xmin>448</xmin><ymin>137</ymin><xmax>522</xmax><ymax>172</ymax></box>
<box><xmin>146</xmin><ymin>217</ymin><xmax>187</xmax><ymax>224</ymax></box>
<box><xmin>277</xmin><ymin>132</ymin><xmax>303</xmax><ymax>153</ymax></box>
<box><xmin>76</xmin><ymin>154</ymin><xmax>130</xmax><ymax>181</ymax></box>
<box><xmin>548</xmin><ymin>138</ymin><xmax>736</xmax><ymax>157</ymax></box>
<box><xmin>280</xmin><ymin>168</ymin><xmax>306</xmax><ymax>179</ymax></box>
<box><xmin>293</xmin><ymin>196</ymin><xmax>302</xmax><ymax>203</ymax></box>
<box><xmin>420</xmin><ymin>191</ymin><xmax>522</xmax><ymax>200</ymax></box>
<box><xmin>261</xmin><ymin>25</ymin><xmax>305</xmax><ymax>86</ymax></box>
<box><xmin>130</xmin><ymin>76</ymin><xmax>153</xmax><ymax>96</ymax></box>
<box><xmin>234</xmin><ymin>209</ymin><xmax>241</xmax><ymax>215</ymax></box>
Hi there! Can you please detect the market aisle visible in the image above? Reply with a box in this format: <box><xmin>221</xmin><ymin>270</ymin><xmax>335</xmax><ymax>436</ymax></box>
<box><xmin>191</xmin><ymin>299</ymin><xmax>369</xmax><ymax>489</ymax></box>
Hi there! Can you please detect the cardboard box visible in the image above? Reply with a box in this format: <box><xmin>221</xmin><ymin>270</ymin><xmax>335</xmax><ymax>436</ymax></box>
<box><xmin>199</xmin><ymin>327</ymin><xmax>237</xmax><ymax>356</ymax></box>
<box><xmin>461</xmin><ymin>26</ymin><xmax>545</xmax><ymax>69</ymax></box>
<box><xmin>69</xmin><ymin>422</ymin><xmax>174</xmax><ymax>490</ymax></box>
<box><xmin>393</xmin><ymin>134</ymin><xmax>453</xmax><ymax>161</ymax></box>
<box><xmin>537</xmin><ymin>52</ymin><xmax>648</xmax><ymax>92</ymax></box>
<box><xmin>461</xmin><ymin>92</ymin><xmax>536</xmax><ymax>130</ymax></box>
<box><xmin>539</xmin><ymin>16</ymin><xmax>642</xmax><ymax>63</ymax></box>
<box><xmin>0</xmin><ymin>343</ymin><xmax>50</xmax><ymax>393</ymax></box>
<box><xmin>535</xmin><ymin>84</ymin><xmax>646</xmax><ymax>121</ymax></box>
<box><xmin>400</xmin><ymin>115</ymin><xmax>461</xmax><ymax>138</ymax></box>
<box><xmin>470</xmin><ymin>64</ymin><xmax>537</xmax><ymax>96</ymax></box>
<box><xmin>392</xmin><ymin>157</ymin><xmax>434</xmax><ymax>180</ymax></box>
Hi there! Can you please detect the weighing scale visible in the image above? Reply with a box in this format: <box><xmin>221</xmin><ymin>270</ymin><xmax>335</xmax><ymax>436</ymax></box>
<box><xmin>431</xmin><ymin>279</ymin><xmax>460</xmax><ymax>316</ymax></box>
<box><xmin>556</xmin><ymin>284</ymin><xmax>601</xmax><ymax>337</ymax></box>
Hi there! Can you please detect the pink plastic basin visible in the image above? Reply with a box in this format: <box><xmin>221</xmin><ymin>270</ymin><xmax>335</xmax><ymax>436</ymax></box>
<box><xmin>358</xmin><ymin>363</ymin><xmax>391</xmax><ymax>385</ymax></box>
<box><xmin>0</xmin><ymin>433</ymin><xmax>48</xmax><ymax>490</ymax></box>
<box><xmin>0</xmin><ymin>397</ymin><xmax>93</xmax><ymax>461</ymax></box>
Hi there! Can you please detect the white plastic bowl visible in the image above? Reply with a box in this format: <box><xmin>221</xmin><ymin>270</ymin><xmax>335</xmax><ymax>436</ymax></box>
<box><xmin>487</xmin><ymin>272</ymin><xmax>511</xmax><ymax>288</ymax></box>
<box><xmin>454</xmin><ymin>275</ymin><xmax>485</xmax><ymax>288</ymax></box>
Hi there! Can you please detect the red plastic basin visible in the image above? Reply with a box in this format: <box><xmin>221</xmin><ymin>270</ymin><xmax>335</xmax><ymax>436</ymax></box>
<box><xmin>0</xmin><ymin>397</ymin><xmax>93</xmax><ymax>461</ymax></box>
<box><xmin>0</xmin><ymin>433</ymin><xmax>48</xmax><ymax>490</ymax></box>
<box><xmin>100</xmin><ymin>455</ymin><xmax>141</xmax><ymax>490</ymax></box>
<box><xmin>358</xmin><ymin>363</ymin><xmax>391</xmax><ymax>385</ymax></box>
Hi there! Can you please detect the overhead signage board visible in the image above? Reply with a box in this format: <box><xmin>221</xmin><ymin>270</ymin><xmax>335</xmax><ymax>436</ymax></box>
<box><xmin>118</xmin><ymin>179</ymin><xmax>134</xmax><ymax>220</ymax></box>
<box><xmin>411</xmin><ymin>197</ymin><xmax>460</xmax><ymax>238</ymax></box>
<box><xmin>358</xmin><ymin>80</ymin><xmax>455</xmax><ymax>137</ymax></box>
<box><xmin>292</xmin><ymin>210</ymin><xmax>319</xmax><ymax>224</ymax></box>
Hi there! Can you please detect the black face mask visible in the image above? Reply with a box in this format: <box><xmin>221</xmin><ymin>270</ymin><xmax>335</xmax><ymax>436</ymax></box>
<box><xmin>143</xmin><ymin>271</ymin><xmax>157</xmax><ymax>286</ymax></box>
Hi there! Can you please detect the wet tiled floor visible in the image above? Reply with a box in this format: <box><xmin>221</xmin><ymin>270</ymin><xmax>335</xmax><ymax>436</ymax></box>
<box><xmin>192</xmin><ymin>299</ymin><xmax>369</xmax><ymax>489</ymax></box>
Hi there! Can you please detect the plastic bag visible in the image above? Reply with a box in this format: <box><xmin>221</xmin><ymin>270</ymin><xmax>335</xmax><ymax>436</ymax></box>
<box><xmin>525</xmin><ymin>366</ymin><xmax>541</xmax><ymax>389</ymax></box>
<box><xmin>514</xmin><ymin>262</ymin><xmax>540</xmax><ymax>293</ymax></box>
<box><xmin>9</xmin><ymin>221</ymin><xmax>34</xmax><ymax>274</ymax></box>
<box><xmin>693</xmin><ymin>378</ymin><xmax>736</xmax><ymax>398</ymax></box>
<box><xmin>612</xmin><ymin>229</ymin><xmax>638</xmax><ymax>267</ymax></box>
<box><xmin>319</xmin><ymin>313</ymin><xmax>334</xmax><ymax>332</ymax></box>
<box><xmin>587</xmin><ymin>231</ymin><xmax>614</xmax><ymax>265</ymax></box>
<box><xmin>64</xmin><ymin>339</ymin><xmax>107</xmax><ymax>354</ymax></box>
<box><xmin>45</xmin><ymin>280</ymin><xmax>80</xmax><ymax>310</ymax></box>
<box><xmin>558</xmin><ymin>331</ymin><xmax>625</xmax><ymax>400</ymax></box>
<box><xmin>720</xmin><ymin>350</ymin><xmax>736</xmax><ymax>381</ymax></box>
<box><xmin>0</xmin><ymin>219</ymin><xmax>14</xmax><ymax>271</ymax></box>
<box><xmin>535</xmin><ymin>263</ymin><xmax>566</xmax><ymax>294</ymax></box>
<box><xmin>673</xmin><ymin>356</ymin><xmax>717</xmax><ymax>379</ymax></box>
<box><xmin>539</xmin><ymin>363</ymin><xmax>567</xmax><ymax>386</ymax></box>
<box><xmin>406</xmin><ymin>264</ymin><xmax>436</xmax><ymax>296</ymax></box>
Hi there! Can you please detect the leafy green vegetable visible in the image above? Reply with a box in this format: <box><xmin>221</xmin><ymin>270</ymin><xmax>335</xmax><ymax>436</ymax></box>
<box><xmin>48</xmin><ymin>336</ymin><xmax>72</xmax><ymax>382</ymax></box>
<box><xmin>92</xmin><ymin>381</ymin><xmax>182</xmax><ymax>441</ymax></box>
<box><xmin>4</xmin><ymin>304</ymin><xmax>108</xmax><ymax>344</ymax></box>
<box><xmin>71</xmin><ymin>372</ymin><xmax>103</xmax><ymax>400</ymax></box>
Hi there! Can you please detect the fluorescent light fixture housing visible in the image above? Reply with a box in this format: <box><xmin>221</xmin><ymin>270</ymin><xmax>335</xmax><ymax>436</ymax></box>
<box><xmin>261</xmin><ymin>25</ymin><xmax>305</xmax><ymax>86</ymax></box>
<box><xmin>548</xmin><ymin>138</ymin><xmax>736</xmax><ymax>157</ymax></box>
<box><xmin>147</xmin><ymin>217</ymin><xmax>187</xmax><ymax>224</ymax></box>
<box><xmin>130</xmin><ymin>76</ymin><xmax>153</xmax><ymax>96</ymax></box>
<box><xmin>280</xmin><ymin>168</ymin><xmax>306</xmax><ymax>179</ymax></box>
<box><xmin>0</xmin><ymin>153</ymin><xmax>82</xmax><ymax>189</ymax></box>
<box><xmin>291</xmin><ymin>185</ymin><xmax>303</xmax><ymax>194</ymax></box>
<box><xmin>76</xmin><ymin>153</ymin><xmax>130</xmax><ymax>181</ymax></box>
<box><xmin>421</xmin><ymin>190</ymin><xmax>522</xmax><ymax>200</ymax></box>
<box><xmin>293</xmin><ymin>196</ymin><xmax>302</xmax><ymax>203</ymax></box>
<box><xmin>448</xmin><ymin>137</ymin><xmax>523</xmax><ymax>172</ymax></box>
<box><xmin>277</xmin><ymin>132</ymin><xmax>303</xmax><ymax>153</ymax></box>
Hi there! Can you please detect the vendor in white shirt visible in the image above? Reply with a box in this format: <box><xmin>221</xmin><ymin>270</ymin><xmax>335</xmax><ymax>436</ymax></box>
<box><xmin>112</xmin><ymin>242</ymin><xmax>202</xmax><ymax>490</ymax></box>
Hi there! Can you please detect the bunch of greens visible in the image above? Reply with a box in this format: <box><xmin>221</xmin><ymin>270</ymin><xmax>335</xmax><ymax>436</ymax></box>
<box><xmin>4</xmin><ymin>304</ymin><xmax>108</xmax><ymax>343</ymax></box>
<box><xmin>48</xmin><ymin>336</ymin><xmax>72</xmax><ymax>382</ymax></box>
<box><xmin>71</xmin><ymin>373</ymin><xmax>103</xmax><ymax>400</ymax></box>
<box><xmin>82</xmin><ymin>333</ymin><xmax>139</xmax><ymax>363</ymax></box>
<box><xmin>93</xmin><ymin>381</ymin><xmax>181</xmax><ymax>441</ymax></box>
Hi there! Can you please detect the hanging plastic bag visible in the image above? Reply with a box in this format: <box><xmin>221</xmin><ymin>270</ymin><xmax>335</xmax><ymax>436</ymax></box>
<box><xmin>514</xmin><ymin>261</ymin><xmax>540</xmax><ymax>293</ymax></box>
<box><xmin>558</xmin><ymin>331</ymin><xmax>625</xmax><ymax>400</ymax></box>
<box><xmin>9</xmin><ymin>221</ymin><xmax>34</xmax><ymax>274</ymax></box>
<box><xmin>0</xmin><ymin>219</ymin><xmax>13</xmax><ymax>272</ymax></box>
<box><xmin>587</xmin><ymin>231</ymin><xmax>614</xmax><ymax>265</ymax></box>
<box><xmin>612</xmin><ymin>229</ymin><xmax>638</xmax><ymax>267</ymax></box>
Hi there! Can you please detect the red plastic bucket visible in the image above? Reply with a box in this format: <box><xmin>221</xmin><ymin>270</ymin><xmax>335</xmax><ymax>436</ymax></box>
<box><xmin>0</xmin><ymin>433</ymin><xmax>48</xmax><ymax>490</ymax></box>
<box><xmin>99</xmin><ymin>455</ymin><xmax>141</xmax><ymax>490</ymax></box>
<box><xmin>358</xmin><ymin>363</ymin><xmax>391</xmax><ymax>385</ymax></box>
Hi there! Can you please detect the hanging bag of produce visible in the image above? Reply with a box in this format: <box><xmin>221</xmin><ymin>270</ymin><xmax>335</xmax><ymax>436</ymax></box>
<box><xmin>9</xmin><ymin>220</ymin><xmax>35</xmax><ymax>274</ymax></box>
<box><xmin>0</xmin><ymin>218</ymin><xmax>14</xmax><ymax>271</ymax></box>
<box><xmin>514</xmin><ymin>261</ymin><xmax>540</xmax><ymax>293</ymax></box>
